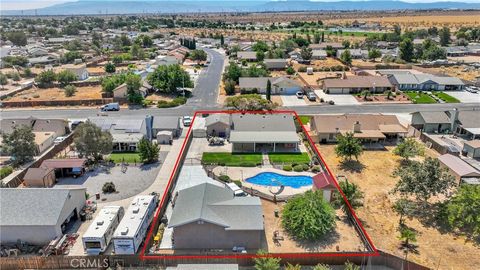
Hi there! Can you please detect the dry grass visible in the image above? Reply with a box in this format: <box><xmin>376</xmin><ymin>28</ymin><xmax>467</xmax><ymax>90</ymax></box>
<box><xmin>317</xmin><ymin>144</ymin><xmax>480</xmax><ymax>270</ymax></box>
<box><xmin>7</xmin><ymin>85</ymin><xmax>102</xmax><ymax>101</ymax></box>
<box><xmin>427</xmin><ymin>66</ymin><xmax>480</xmax><ymax>82</ymax></box>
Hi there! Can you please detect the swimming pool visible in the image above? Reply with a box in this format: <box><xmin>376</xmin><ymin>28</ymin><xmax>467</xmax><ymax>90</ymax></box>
<box><xmin>245</xmin><ymin>172</ymin><xmax>312</xmax><ymax>189</ymax></box>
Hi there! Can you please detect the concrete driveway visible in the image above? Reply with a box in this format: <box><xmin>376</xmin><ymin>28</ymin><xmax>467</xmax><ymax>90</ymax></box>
<box><xmin>314</xmin><ymin>90</ymin><xmax>360</xmax><ymax>105</ymax></box>
<box><xmin>281</xmin><ymin>95</ymin><xmax>307</xmax><ymax>106</ymax></box>
<box><xmin>443</xmin><ymin>91</ymin><xmax>480</xmax><ymax>103</ymax></box>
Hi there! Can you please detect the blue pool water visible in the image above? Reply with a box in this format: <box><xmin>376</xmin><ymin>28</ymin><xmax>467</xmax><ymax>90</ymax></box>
<box><xmin>245</xmin><ymin>172</ymin><xmax>312</xmax><ymax>189</ymax></box>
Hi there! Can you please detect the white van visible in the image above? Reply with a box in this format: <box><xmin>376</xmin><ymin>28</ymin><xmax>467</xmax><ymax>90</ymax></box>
<box><xmin>226</xmin><ymin>182</ymin><xmax>247</xmax><ymax>197</ymax></box>
<box><xmin>101</xmin><ymin>103</ymin><xmax>120</xmax><ymax>111</ymax></box>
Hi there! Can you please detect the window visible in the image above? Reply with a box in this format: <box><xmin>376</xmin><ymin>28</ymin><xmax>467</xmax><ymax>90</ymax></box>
<box><xmin>85</xmin><ymin>241</ymin><xmax>102</xmax><ymax>249</ymax></box>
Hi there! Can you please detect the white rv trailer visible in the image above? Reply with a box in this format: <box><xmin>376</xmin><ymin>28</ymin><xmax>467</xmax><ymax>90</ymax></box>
<box><xmin>82</xmin><ymin>206</ymin><xmax>125</xmax><ymax>255</ymax></box>
<box><xmin>112</xmin><ymin>195</ymin><xmax>158</xmax><ymax>255</ymax></box>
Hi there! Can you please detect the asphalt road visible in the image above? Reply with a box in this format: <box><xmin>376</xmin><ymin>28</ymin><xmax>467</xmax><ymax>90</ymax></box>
<box><xmin>1</xmin><ymin>47</ymin><xmax>480</xmax><ymax>119</ymax></box>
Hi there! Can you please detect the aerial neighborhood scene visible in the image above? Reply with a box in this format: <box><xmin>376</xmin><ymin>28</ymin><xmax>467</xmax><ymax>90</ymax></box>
<box><xmin>1</xmin><ymin>0</ymin><xmax>480</xmax><ymax>270</ymax></box>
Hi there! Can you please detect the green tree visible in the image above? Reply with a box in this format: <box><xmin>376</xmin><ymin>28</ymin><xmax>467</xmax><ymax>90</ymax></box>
<box><xmin>360</xmin><ymin>90</ymin><xmax>371</xmax><ymax>100</ymax></box>
<box><xmin>223</xmin><ymin>62</ymin><xmax>242</xmax><ymax>83</ymax></box>
<box><xmin>342</xmin><ymin>40</ymin><xmax>350</xmax><ymax>49</ymax></box>
<box><xmin>256</xmin><ymin>50</ymin><xmax>265</xmax><ymax>62</ymax></box>
<box><xmin>393</xmin><ymin>158</ymin><xmax>455</xmax><ymax>203</ymax></box>
<box><xmin>266</xmin><ymin>79</ymin><xmax>272</xmax><ymax>101</ymax></box>
<box><xmin>286</xmin><ymin>66</ymin><xmax>295</xmax><ymax>75</ymax></box>
<box><xmin>6</xmin><ymin>31</ymin><xmax>27</xmax><ymax>46</ymax></box>
<box><xmin>313</xmin><ymin>264</ymin><xmax>332</xmax><ymax>270</ymax></box>
<box><xmin>137</xmin><ymin>138</ymin><xmax>159</xmax><ymax>164</ymax></box>
<box><xmin>300</xmin><ymin>47</ymin><xmax>313</xmax><ymax>61</ymax></box>
<box><xmin>225</xmin><ymin>94</ymin><xmax>277</xmax><ymax>111</ymax></box>
<box><xmin>224</xmin><ymin>79</ymin><xmax>236</xmax><ymax>95</ymax></box>
<box><xmin>285</xmin><ymin>263</ymin><xmax>301</xmax><ymax>270</ymax></box>
<box><xmin>0</xmin><ymin>72</ymin><xmax>7</xmax><ymax>89</ymax></box>
<box><xmin>423</xmin><ymin>46</ymin><xmax>447</xmax><ymax>61</ymax></box>
<box><xmin>105</xmin><ymin>62</ymin><xmax>116</xmax><ymax>73</ymax></box>
<box><xmin>57</xmin><ymin>70</ymin><xmax>78</xmax><ymax>86</ymax></box>
<box><xmin>61</xmin><ymin>51</ymin><xmax>83</xmax><ymax>64</ymax></box>
<box><xmin>393</xmin><ymin>138</ymin><xmax>425</xmax><ymax>162</ymax></box>
<box><xmin>399</xmin><ymin>227</ymin><xmax>417</xmax><ymax>252</ymax></box>
<box><xmin>64</xmin><ymin>85</ymin><xmax>76</xmax><ymax>97</ymax></box>
<box><xmin>73</xmin><ymin>121</ymin><xmax>113</xmax><ymax>161</ymax></box>
<box><xmin>439</xmin><ymin>26</ymin><xmax>451</xmax><ymax>46</ymax></box>
<box><xmin>334</xmin><ymin>180</ymin><xmax>364</xmax><ymax>215</ymax></box>
<box><xmin>1</xmin><ymin>126</ymin><xmax>37</xmax><ymax>167</ymax></box>
<box><xmin>340</xmin><ymin>49</ymin><xmax>352</xmax><ymax>65</ymax></box>
<box><xmin>112</xmin><ymin>55</ymin><xmax>123</xmax><ymax>65</ymax></box>
<box><xmin>23</xmin><ymin>68</ymin><xmax>33</xmax><ymax>78</ymax></box>
<box><xmin>368</xmin><ymin>48</ymin><xmax>381</xmax><ymax>61</ymax></box>
<box><xmin>253</xmin><ymin>250</ymin><xmax>280</xmax><ymax>270</ymax></box>
<box><xmin>393</xmin><ymin>198</ymin><xmax>415</xmax><ymax>226</ymax></box>
<box><xmin>125</xmin><ymin>73</ymin><xmax>143</xmax><ymax>104</ymax></box>
<box><xmin>147</xmin><ymin>64</ymin><xmax>193</xmax><ymax>93</ymax></box>
<box><xmin>399</xmin><ymin>38</ymin><xmax>414</xmax><ymax>62</ymax></box>
<box><xmin>188</xmin><ymin>49</ymin><xmax>208</xmax><ymax>64</ymax></box>
<box><xmin>344</xmin><ymin>262</ymin><xmax>360</xmax><ymax>270</ymax></box>
<box><xmin>335</xmin><ymin>132</ymin><xmax>363</xmax><ymax>161</ymax></box>
<box><xmin>36</xmin><ymin>70</ymin><xmax>57</xmax><ymax>88</ymax></box>
<box><xmin>252</xmin><ymin>41</ymin><xmax>269</xmax><ymax>52</ymax></box>
<box><xmin>282</xmin><ymin>190</ymin><xmax>335</xmax><ymax>241</ymax></box>
<box><xmin>442</xmin><ymin>185</ymin><xmax>480</xmax><ymax>238</ymax></box>
<box><xmin>220</xmin><ymin>34</ymin><xmax>225</xmax><ymax>46</ymax></box>
<box><xmin>130</xmin><ymin>43</ymin><xmax>145</xmax><ymax>60</ymax></box>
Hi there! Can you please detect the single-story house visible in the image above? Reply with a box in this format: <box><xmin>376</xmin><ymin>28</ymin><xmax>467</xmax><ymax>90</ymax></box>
<box><xmin>411</xmin><ymin>109</ymin><xmax>479</xmax><ymax>138</ymax></box>
<box><xmin>385</xmin><ymin>71</ymin><xmax>464</xmax><ymax>91</ymax></box>
<box><xmin>40</xmin><ymin>158</ymin><xmax>87</xmax><ymax>178</ymax></box>
<box><xmin>205</xmin><ymin>114</ymin><xmax>230</xmax><ymax>137</ymax></box>
<box><xmin>230</xmin><ymin>114</ymin><xmax>299</xmax><ymax>152</ymax></box>
<box><xmin>312</xmin><ymin>172</ymin><xmax>337</xmax><ymax>202</ymax></box>
<box><xmin>23</xmin><ymin>167</ymin><xmax>56</xmax><ymax>187</ymax></box>
<box><xmin>0</xmin><ymin>188</ymin><xmax>86</xmax><ymax>245</ymax></box>
<box><xmin>0</xmin><ymin>117</ymin><xmax>68</xmax><ymax>138</ymax></box>
<box><xmin>237</xmin><ymin>51</ymin><xmax>257</xmax><ymax>61</ymax></box>
<box><xmin>323</xmin><ymin>75</ymin><xmax>394</xmax><ymax>94</ymax></box>
<box><xmin>169</xmin><ymin>183</ymin><xmax>264</xmax><ymax>249</ymax></box>
<box><xmin>438</xmin><ymin>154</ymin><xmax>480</xmax><ymax>183</ymax></box>
<box><xmin>309</xmin><ymin>43</ymin><xmax>343</xmax><ymax>50</ymax></box>
<box><xmin>156</xmin><ymin>55</ymin><xmax>180</xmax><ymax>66</ymax></box>
<box><xmin>264</xmin><ymin>59</ymin><xmax>287</xmax><ymax>70</ymax></box>
<box><xmin>311</xmin><ymin>114</ymin><xmax>407</xmax><ymax>143</ymax></box>
<box><xmin>311</xmin><ymin>49</ymin><xmax>327</xmax><ymax>60</ymax></box>
<box><xmin>336</xmin><ymin>49</ymin><xmax>368</xmax><ymax>59</ymax></box>
<box><xmin>239</xmin><ymin>76</ymin><xmax>302</xmax><ymax>95</ymax></box>
<box><xmin>152</xmin><ymin>116</ymin><xmax>181</xmax><ymax>138</ymax></box>
<box><xmin>62</xmin><ymin>64</ymin><xmax>89</xmax><ymax>81</ymax></box>
<box><xmin>411</xmin><ymin>111</ymin><xmax>452</xmax><ymax>134</ymax></box>
<box><xmin>113</xmin><ymin>83</ymin><xmax>148</xmax><ymax>99</ymax></box>
<box><xmin>462</xmin><ymin>140</ymin><xmax>480</xmax><ymax>158</ymax></box>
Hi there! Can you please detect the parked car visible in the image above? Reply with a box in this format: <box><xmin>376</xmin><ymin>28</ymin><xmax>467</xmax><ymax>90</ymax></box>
<box><xmin>54</xmin><ymin>136</ymin><xmax>67</xmax><ymax>144</ymax></box>
<box><xmin>306</xmin><ymin>91</ymin><xmax>317</xmax><ymax>101</ymax></box>
<box><xmin>101</xmin><ymin>103</ymin><xmax>120</xmax><ymax>111</ymax></box>
<box><xmin>295</xmin><ymin>91</ymin><xmax>304</xmax><ymax>99</ymax></box>
<box><xmin>466</xmin><ymin>86</ymin><xmax>478</xmax><ymax>93</ymax></box>
<box><xmin>226</xmin><ymin>182</ymin><xmax>247</xmax><ymax>197</ymax></box>
<box><xmin>183</xmin><ymin>116</ymin><xmax>192</xmax><ymax>126</ymax></box>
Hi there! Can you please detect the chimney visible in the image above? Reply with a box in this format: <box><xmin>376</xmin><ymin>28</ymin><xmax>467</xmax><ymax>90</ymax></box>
<box><xmin>353</xmin><ymin>121</ymin><xmax>361</xmax><ymax>133</ymax></box>
<box><xmin>449</xmin><ymin>108</ymin><xmax>459</xmax><ymax>133</ymax></box>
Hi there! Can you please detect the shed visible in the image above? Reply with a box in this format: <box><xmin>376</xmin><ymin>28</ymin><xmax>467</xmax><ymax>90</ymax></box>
<box><xmin>152</xmin><ymin>116</ymin><xmax>181</xmax><ymax>138</ymax></box>
<box><xmin>156</xmin><ymin>131</ymin><xmax>173</xmax><ymax>144</ymax></box>
<box><xmin>23</xmin><ymin>167</ymin><xmax>56</xmax><ymax>187</ymax></box>
<box><xmin>462</xmin><ymin>140</ymin><xmax>480</xmax><ymax>158</ymax></box>
<box><xmin>41</xmin><ymin>158</ymin><xmax>87</xmax><ymax>178</ymax></box>
<box><xmin>438</xmin><ymin>154</ymin><xmax>480</xmax><ymax>183</ymax></box>
<box><xmin>312</xmin><ymin>172</ymin><xmax>337</xmax><ymax>202</ymax></box>
<box><xmin>192</xmin><ymin>117</ymin><xmax>207</xmax><ymax>138</ymax></box>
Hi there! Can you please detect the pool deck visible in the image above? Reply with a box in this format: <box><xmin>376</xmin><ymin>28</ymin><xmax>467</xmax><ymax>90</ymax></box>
<box><xmin>212</xmin><ymin>166</ymin><xmax>315</xmax><ymax>197</ymax></box>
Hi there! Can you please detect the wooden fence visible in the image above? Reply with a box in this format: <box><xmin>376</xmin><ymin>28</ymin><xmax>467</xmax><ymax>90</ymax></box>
<box><xmin>2</xmin><ymin>98</ymin><xmax>113</xmax><ymax>108</ymax></box>
<box><xmin>0</xmin><ymin>250</ymin><xmax>430</xmax><ymax>270</ymax></box>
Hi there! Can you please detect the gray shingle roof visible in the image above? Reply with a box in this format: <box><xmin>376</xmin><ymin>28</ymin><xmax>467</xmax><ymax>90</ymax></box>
<box><xmin>230</xmin><ymin>114</ymin><xmax>298</xmax><ymax>143</ymax></box>
<box><xmin>169</xmin><ymin>183</ymin><xmax>263</xmax><ymax>231</ymax></box>
<box><xmin>0</xmin><ymin>188</ymin><xmax>85</xmax><ymax>226</ymax></box>
<box><xmin>152</xmin><ymin>116</ymin><xmax>180</xmax><ymax>129</ymax></box>
<box><xmin>205</xmin><ymin>114</ymin><xmax>230</xmax><ymax>127</ymax></box>
<box><xmin>417</xmin><ymin>111</ymin><xmax>451</xmax><ymax>124</ymax></box>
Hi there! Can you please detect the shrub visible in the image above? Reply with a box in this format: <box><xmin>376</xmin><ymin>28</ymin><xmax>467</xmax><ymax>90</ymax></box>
<box><xmin>283</xmin><ymin>165</ymin><xmax>293</xmax><ymax>171</ymax></box>
<box><xmin>157</xmin><ymin>97</ymin><xmax>187</xmax><ymax>108</ymax></box>
<box><xmin>302</xmin><ymin>164</ymin><xmax>310</xmax><ymax>171</ymax></box>
<box><xmin>218</xmin><ymin>175</ymin><xmax>231</xmax><ymax>182</ymax></box>
<box><xmin>312</xmin><ymin>166</ymin><xmax>321</xmax><ymax>173</ymax></box>
<box><xmin>298</xmin><ymin>66</ymin><xmax>307</xmax><ymax>72</ymax></box>
<box><xmin>239</xmin><ymin>162</ymin><xmax>257</xmax><ymax>167</ymax></box>
<box><xmin>0</xmin><ymin>166</ymin><xmax>13</xmax><ymax>180</ymax></box>
<box><xmin>64</xmin><ymin>85</ymin><xmax>76</xmax><ymax>97</ymax></box>
<box><xmin>233</xmin><ymin>180</ymin><xmax>243</xmax><ymax>187</ymax></box>
<box><xmin>293</xmin><ymin>164</ymin><xmax>304</xmax><ymax>172</ymax></box>
<box><xmin>102</xmin><ymin>182</ymin><xmax>116</xmax><ymax>193</ymax></box>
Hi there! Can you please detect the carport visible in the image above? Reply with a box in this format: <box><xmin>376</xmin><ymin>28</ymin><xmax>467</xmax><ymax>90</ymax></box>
<box><xmin>230</xmin><ymin>131</ymin><xmax>299</xmax><ymax>152</ymax></box>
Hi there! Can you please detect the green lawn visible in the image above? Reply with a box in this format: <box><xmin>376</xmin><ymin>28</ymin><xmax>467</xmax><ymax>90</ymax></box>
<box><xmin>432</xmin><ymin>92</ymin><xmax>460</xmax><ymax>103</ymax></box>
<box><xmin>404</xmin><ymin>91</ymin><xmax>437</xmax><ymax>104</ymax></box>
<box><xmin>268</xmin><ymin>152</ymin><xmax>311</xmax><ymax>164</ymax></box>
<box><xmin>109</xmin><ymin>152</ymin><xmax>141</xmax><ymax>163</ymax></box>
<box><xmin>201</xmin><ymin>152</ymin><xmax>262</xmax><ymax>167</ymax></box>
<box><xmin>298</xmin><ymin>115</ymin><xmax>311</xmax><ymax>125</ymax></box>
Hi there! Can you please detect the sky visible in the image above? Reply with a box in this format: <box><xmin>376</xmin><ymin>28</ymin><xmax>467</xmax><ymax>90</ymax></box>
<box><xmin>2</xmin><ymin>0</ymin><xmax>479</xmax><ymax>11</ymax></box>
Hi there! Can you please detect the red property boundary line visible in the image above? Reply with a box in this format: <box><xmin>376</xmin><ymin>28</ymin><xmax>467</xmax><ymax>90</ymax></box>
<box><xmin>140</xmin><ymin>110</ymin><xmax>379</xmax><ymax>260</ymax></box>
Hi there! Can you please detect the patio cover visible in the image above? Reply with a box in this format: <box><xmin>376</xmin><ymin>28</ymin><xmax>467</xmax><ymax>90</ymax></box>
<box><xmin>229</xmin><ymin>131</ymin><xmax>299</xmax><ymax>143</ymax></box>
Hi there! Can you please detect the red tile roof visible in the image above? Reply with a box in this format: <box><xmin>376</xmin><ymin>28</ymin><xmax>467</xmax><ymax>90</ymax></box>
<box><xmin>313</xmin><ymin>172</ymin><xmax>337</xmax><ymax>190</ymax></box>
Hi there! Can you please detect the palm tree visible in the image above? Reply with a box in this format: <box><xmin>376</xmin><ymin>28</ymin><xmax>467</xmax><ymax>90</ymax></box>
<box><xmin>360</xmin><ymin>90</ymin><xmax>371</xmax><ymax>101</ymax></box>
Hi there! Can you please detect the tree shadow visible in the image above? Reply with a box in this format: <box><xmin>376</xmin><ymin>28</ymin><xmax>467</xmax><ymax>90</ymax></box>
<box><xmin>293</xmin><ymin>230</ymin><xmax>341</xmax><ymax>252</ymax></box>
<box><xmin>338</xmin><ymin>160</ymin><xmax>366</xmax><ymax>173</ymax></box>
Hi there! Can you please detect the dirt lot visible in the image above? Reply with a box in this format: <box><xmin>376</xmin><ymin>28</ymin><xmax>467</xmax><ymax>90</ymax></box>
<box><xmin>5</xmin><ymin>85</ymin><xmax>102</xmax><ymax>101</ymax></box>
<box><xmin>262</xmin><ymin>199</ymin><xmax>366</xmax><ymax>253</ymax></box>
<box><xmin>426</xmin><ymin>65</ymin><xmax>480</xmax><ymax>82</ymax></box>
<box><xmin>317</xmin><ymin>144</ymin><xmax>480</xmax><ymax>270</ymax></box>
<box><xmin>299</xmin><ymin>71</ymin><xmax>351</xmax><ymax>89</ymax></box>
<box><xmin>293</xmin><ymin>58</ymin><xmax>345</xmax><ymax>71</ymax></box>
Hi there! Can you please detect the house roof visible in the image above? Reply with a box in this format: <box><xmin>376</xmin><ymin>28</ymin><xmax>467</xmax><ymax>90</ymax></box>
<box><xmin>205</xmin><ymin>114</ymin><xmax>230</xmax><ymax>127</ymax></box>
<box><xmin>415</xmin><ymin>111</ymin><xmax>451</xmax><ymax>124</ymax></box>
<box><xmin>112</xmin><ymin>133</ymin><xmax>144</xmax><ymax>143</ymax></box>
<box><xmin>313</xmin><ymin>172</ymin><xmax>336</xmax><ymax>190</ymax></box>
<box><xmin>41</xmin><ymin>158</ymin><xmax>87</xmax><ymax>169</ymax></box>
<box><xmin>464</xmin><ymin>140</ymin><xmax>480</xmax><ymax>149</ymax></box>
<box><xmin>230</xmin><ymin>114</ymin><xmax>298</xmax><ymax>143</ymax></box>
<box><xmin>169</xmin><ymin>183</ymin><xmax>263</xmax><ymax>231</ymax></box>
<box><xmin>152</xmin><ymin>116</ymin><xmax>180</xmax><ymax>130</ymax></box>
<box><xmin>457</xmin><ymin>111</ymin><xmax>480</xmax><ymax>128</ymax></box>
<box><xmin>323</xmin><ymin>76</ymin><xmax>392</xmax><ymax>89</ymax></box>
<box><xmin>88</xmin><ymin>117</ymin><xmax>146</xmax><ymax>134</ymax></box>
<box><xmin>33</xmin><ymin>119</ymin><xmax>68</xmax><ymax>133</ymax></box>
<box><xmin>0</xmin><ymin>188</ymin><xmax>85</xmax><ymax>226</ymax></box>
<box><xmin>312</xmin><ymin>114</ymin><xmax>405</xmax><ymax>134</ymax></box>
<box><xmin>389</xmin><ymin>73</ymin><xmax>464</xmax><ymax>86</ymax></box>
<box><xmin>438</xmin><ymin>154</ymin><xmax>480</xmax><ymax>177</ymax></box>
<box><xmin>237</xmin><ymin>51</ymin><xmax>257</xmax><ymax>60</ymax></box>
<box><xmin>239</xmin><ymin>77</ymin><xmax>271</xmax><ymax>89</ymax></box>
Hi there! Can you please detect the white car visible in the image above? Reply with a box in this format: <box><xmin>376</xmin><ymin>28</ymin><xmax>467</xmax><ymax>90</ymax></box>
<box><xmin>182</xmin><ymin>116</ymin><xmax>192</xmax><ymax>127</ymax></box>
<box><xmin>466</xmin><ymin>86</ymin><xmax>478</xmax><ymax>93</ymax></box>
<box><xmin>54</xmin><ymin>136</ymin><xmax>67</xmax><ymax>144</ymax></box>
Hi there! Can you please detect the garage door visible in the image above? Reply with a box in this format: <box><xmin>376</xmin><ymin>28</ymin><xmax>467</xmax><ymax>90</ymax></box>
<box><xmin>280</xmin><ymin>87</ymin><xmax>300</xmax><ymax>95</ymax></box>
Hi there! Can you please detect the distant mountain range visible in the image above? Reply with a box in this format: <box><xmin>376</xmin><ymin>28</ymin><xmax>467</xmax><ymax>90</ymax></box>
<box><xmin>2</xmin><ymin>0</ymin><xmax>480</xmax><ymax>16</ymax></box>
